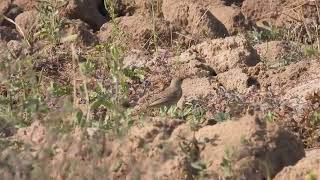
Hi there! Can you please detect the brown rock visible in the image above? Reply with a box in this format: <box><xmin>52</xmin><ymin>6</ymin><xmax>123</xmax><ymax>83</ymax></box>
<box><xmin>13</xmin><ymin>0</ymin><xmax>37</xmax><ymax>10</ymax></box>
<box><xmin>7</xmin><ymin>39</ymin><xmax>23</xmax><ymax>57</ymax></box>
<box><xmin>98</xmin><ymin>15</ymin><xmax>175</xmax><ymax>49</ymax></box>
<box><xmin>254</xmin><ymin>41</ymin><xmax>300</xmax><ymax>68</ymax></box>
<box><xmin>0</xmin><ymin>0</ymin><xmax>11</xmax><ymax>18</ymax></box>
<box><xmin>283</xmin><ymin>78</ymin><xmax>320</xmax><ymax>107</ymax></box>
<box><xmin>0</xmin><ymin>26</ymin><xmax>20</xmax><ymax>41</ymax></box>
<box><xmin>194</xmin><ymin>35</ymin><xmax>259</xmax><ymax>72</ymax></box>
<box><xmin>194</xmin><ymin>115</ymin><xmax>305</xmax><ymax>179</ymax></box>
<box><xmin>172</xmin><ymin>50</ymin><xmax>217</xmax><ymax>78</ymax></box>
<box><xmin>15</xmin><ymin>121</ymin><xmax>46</xmax><ymax>144</ymax></box>
<box><xmin>217</xmin><ymin>68</ymin><xmax>251</xmax><ymax>93</ymax></box>
<box><xmin>242</xmin><ymin>0</ymin><xmax>317</xmax><ymax>30</ymax></box>
<box><xmin>14</xmin><ymin>10</ymin><xmax>37</xmax><ymax>36</ymax></box>
<box><xmin>210</xmin><ymin>5</ymin><xmax>247</xmax><ymax>35</ymax></box>
<box><xmin>105</xmin><ymin>115</ymin><xmax>305</xmax><ymax>179</ymax></box>
<box><xmin>172</xmin><ymin>35</ymin><xmax>259</xmax><ymax>82</ymax></box>
<box><xmin>4</xmin><ymin>4</ymin><xmax>22</xmax><ymax>23</ymax></box>
<box><xmin>255</xmin><ymin>60</ymin><xmax>320</xmax><ymax>94</ymax></box>
<box><xmin>241</xmin><ymin>0</ymin><xmax>286</xmax><ymax>21</ymax></box>
<box><xmin>274</xmin><ymin>149</ymin><xmax>320</xmax><ymax>180</ymax></box>
<box><xmin>123</xmin><ymin>49</ymin><xmax>150</xmax><ymax>69</ymax></box>
<box><xmin>162</xmin><ymin>0</ymin><xmax>229</xmax><ymax>39</ymax></box>
<box><xmin>64</xmin><ymin>0</ymin><xmax>106</xmax><ymax>30</ymax></box>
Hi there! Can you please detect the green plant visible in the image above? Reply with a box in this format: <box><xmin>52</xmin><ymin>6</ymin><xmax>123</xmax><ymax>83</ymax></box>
<box><xmin>214</xmin><ymin>112</ymin><xmax>231</xmax><ymax>123</ymax></box>
<box><xmin>287</xmin><ymin>44</ymin><xmax>306</xmax><ymax>67</ymax></box>
<box><xmin>48</xmin><ymin>81</ymin><xmax>72</xmax><ymax>97</ymax></box>
<box><xmin>35</xmin><ymin>0</ymin><xmax>67</xmax><ymax>44</ymax></box>
<box><xmin>123</xmin><ymin>67</ymin><xmax>146</xmax><ymax>81</ymax></box>
<box><xmin>220</xmin><ymin>147</ymin><xmax>236</xmax><ymax>180</ymax></box>
<box><xmin>150</xmin><ymin>0</ymin><xmax>159</xmax><ymax>52</ymax></box>
<box><xmin>104</xmin><ymin>0</ymin><xmax>118</xmax><ymax>20</ymax></box>
<box><xmin>0</xmin><ymin>53</ymin><xmax>48</xmax><ymax>128</ymax></box>
<box><xmin>111</xmin><ymin>159</ymin><xmax>124</xmax><ymax>172</ymax></box>
<box><xmin>179</xmin><ymin>135</ymin><xmax>207</xmax><ymax>179</ymax></box>
<box><xmin>64</xmin><ymin>0</ymin><xmax>135</xmax><ymax>134</ymax></box>
<box><xmin>247</xmin><ymin>25</ymin><xmax>282</xmax><ymax>45</ymax></box>
<box><xmin>159</xmin><ymin>105</ymin><xmax>192</xmax><ymax>119</ymax></box>
<box><xmin>265</xmin><ymin>111</ymin><xmax>275</xmax><ymax>123</ymax></box>
<box><xmin>158</xmin><ymin>101</ymin><xmax>207</xmax><ymax>131</ymax></box>
<box><xmin>72</xmin><ymin>43</ymin><xmax>133</xmax><ymax>134</ymax></box>
<box><xmin>0</xmin><ymin>0</ymin><xmax>79</xmax><ymax>135</ymax></box>
<box><xmin>187</xmin><ymin>105</ymin><xmax>206</xmax><ymax>132</ymax></box>
<box><xmin>240</xmin><ymin>135</ymin><xmax>250</xmax><ymax>145</ymax></box>
<box><xmin>303</xmin><ymin>46</ymin><xmax>319</xmax><ymax>58</ymax></box>
<box><xmin>310</xmin><ymin>111</ymin><xmax>320</xmax><ymax>126</ymax></box>
<box><xmin>157</xmin><ymin>100</ymin><xmax>206</xmax><ymax>128</ymax></box>
<box><xmin>305</xmin><ymin>170</ymin><xmax>318</xmax><ymax>180</ymax></box>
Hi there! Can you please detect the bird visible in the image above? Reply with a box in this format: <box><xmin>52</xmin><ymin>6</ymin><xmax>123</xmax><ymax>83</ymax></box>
<box><xmin>147</xmin><ymin>77</ymin><xmax>184</xmax><ymax>108</ymax></box>
<box><xmin>133</xmin><ymin>77</ymin><xmax>184</xmax><ymax>114</ymax></box>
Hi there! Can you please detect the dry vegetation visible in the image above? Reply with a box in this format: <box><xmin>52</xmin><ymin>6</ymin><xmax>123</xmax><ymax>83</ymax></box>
<box><xmin>0</xmin><ymin>0</ymin><xmax>320</xmax><ymax>179</ymax></box>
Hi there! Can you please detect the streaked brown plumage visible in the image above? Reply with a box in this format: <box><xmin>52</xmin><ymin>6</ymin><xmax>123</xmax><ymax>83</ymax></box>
<box><xmin>132</xmin><ymin>77</ymin><xmax>184</xmax><ymax>115</ymax></box>
<box><xmin>147</xmin><ymin>77</ymin><xmax>183</xmax><ymax>108</ymax></box>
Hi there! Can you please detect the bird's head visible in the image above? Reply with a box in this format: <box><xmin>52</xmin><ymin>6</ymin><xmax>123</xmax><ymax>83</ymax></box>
<box><xmin>170</xmin><ymin>77</ymin><xmax>183</xmax><ymax>87</ymax></box>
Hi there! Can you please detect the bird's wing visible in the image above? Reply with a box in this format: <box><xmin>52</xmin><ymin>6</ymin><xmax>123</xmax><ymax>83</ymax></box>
<box><xmin>148</xmin><ymin>93</ymin><xmax>170</xmax><ymax>107</ymax></box>
<box><xmin>149</xmin><ymin>88</ymin><xmax>180</xmax><ymax>107</ymax></box>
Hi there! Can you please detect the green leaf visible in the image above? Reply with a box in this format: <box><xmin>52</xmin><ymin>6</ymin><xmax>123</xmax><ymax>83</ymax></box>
<box><xmin>190</xmin><ymin>161</ymin><xmax>206</xmax><ymax>171</ymax></box>
<box><xmin>76</xmin><ymin>110</ymin><xmax>84</xmax><ymax>126</ymax></box>
<box><xmin>112</xmin><ymin>160</ymin><xmax>123</xmax><ymax>172</ymax></box>
<box><xmin>91</xmin><ymin>98</ymin><xmax>104</xmax><ymax>110</ymax></box>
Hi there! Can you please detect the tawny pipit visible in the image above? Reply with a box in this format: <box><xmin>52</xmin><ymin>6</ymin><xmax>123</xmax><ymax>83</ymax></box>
<box><xmin>147</xmin><ymin>77</ymin><xmax>183</xmax><ymax>108</ymax></box>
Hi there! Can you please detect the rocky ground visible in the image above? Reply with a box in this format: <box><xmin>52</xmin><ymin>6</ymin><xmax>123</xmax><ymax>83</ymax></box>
<box><xmin>0</xmin><ymin>0</ymin><xmax>320</xmax><ymax>179</ymax></box>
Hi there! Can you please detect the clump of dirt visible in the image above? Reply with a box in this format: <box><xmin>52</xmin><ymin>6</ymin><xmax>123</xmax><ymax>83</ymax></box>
<box><xmin>162</xmin><ymin>0</ymin><xmax>229</xmax><ymax>39</ymax></box>
<box><xmin>254</xmin><ymin>41</ymin><xmax>303</xmax><ymax>67</ymax></box>
<box><xmin>14</xmin><ymin>10</ymin><xmax>37</xmax><ymax>35</ymax></box>
<box><xmin>274</xmin><ymin>149</ymin><xmax>320</xmax><ymax>180</ymax></box>
<box><xmin>98</xmin><ymin>15</ymin><xmax>181</xmax><ymax>50</ymax></box>
<box><xmin>64</xmin><ymin>0</ymin><xmax>106</xmax><ymax>31</ymax></box>
<box><xmin>0</xmin><ymin>115</ymin><xmax>305</xmax><ymax>179</ymax></box>
<box><xmin>210</xmin><ymin>4</ymin><xmax>248</xmax><ymax>35</ymax></box>
<box><xmin>0</xmin><ymin>26</ymin><xmax>20</xmax><ymax>41</ymax></box>
<box><xmin>217</xmin><ymin>68</ymin><xmax>253</xmax><ymax>93</ymax></box>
